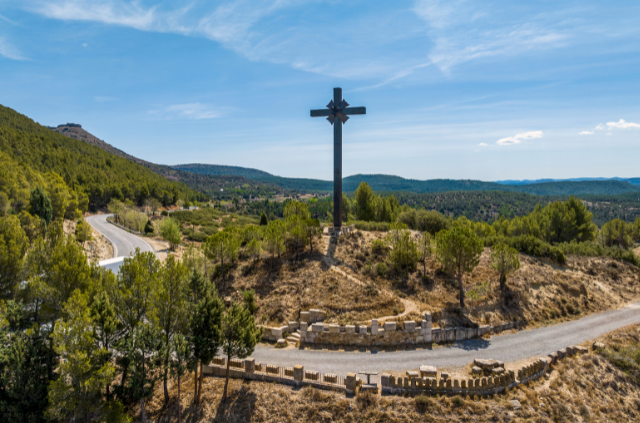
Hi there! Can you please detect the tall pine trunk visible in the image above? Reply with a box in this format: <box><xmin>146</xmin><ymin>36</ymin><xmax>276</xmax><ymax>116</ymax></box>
<box><xmin>197</xmin><ymin>362</ymin><xmax>204</xmax><ymax>404</ymax></box>
<box><xmin>163</xmin><ymin>358</ymin><xmax>169</xmax><ymax>404</ymax></box>
<box><xmin>141</xmin><ymin>399</ymin><xmax>147</xmax><ymax>423</ymax></box>
<box><xmin>222</xmin><ymin>354</ymin><xmax>231</xmax><ymax>403</ymax></box>
<box><xmin>193</xmin><ymin>364</ymin><xmax>198</xmax><ymax>404</ymax></box>
<box><xmin>499</xmin><ymin>272</ymin><xmax>506</xmax><ymax>291</ymax></box>
<box><xmin>458</xmin><ymin>272</ymin><xmax>465</xmax><ymax>308</ymax></box>
<box><xmin>177</xmin><ymin>375</ymin><xmax>182</xmax><ymax>423</ymax></box>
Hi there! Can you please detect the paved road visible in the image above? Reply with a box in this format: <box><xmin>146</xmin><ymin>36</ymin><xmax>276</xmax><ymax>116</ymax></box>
<box><xmin>251</xmin><ymin>301</ymin><xmax>640</xmax><ymax>382</ymax></box>
<box><xmin>86</xmin><ymin>214</ymin><xmax>154</xmax><ymax>273</ymax></box>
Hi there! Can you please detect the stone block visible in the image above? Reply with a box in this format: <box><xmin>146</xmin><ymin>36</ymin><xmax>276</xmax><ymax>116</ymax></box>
<box><xmin>403</xmin><ymin>377</ymin><xmax>410</xmax><ymax>388</ymax></box>
<box><xmin>548</xmin><ymin>352</ymin><xmax>558</xmax><ymax>365</ymax></box>
<box><xmin>404</xmin><ymin>321</ymin><xmax>416</xmax><ymax>331</ymax></box>
<box><xmin>406</xmin><ymin>370</ymin><xmax>420</xmax><ymax>379</ymax></box>
<box><xmin>474</xmin><ymin>378</ymin><xmax>480</xmax><ymax>388</ymax></box>
<box><xmin>371</xmin><ymin>319</ymin><xmax>379</xmax><ymax>335</ymax></box>
<box><xmin>454</xmin><ymin>379</ymin><xmax>460</xmax><ymax>389</ymax></box>
<box><xmin>575</xmin><ymin>346</ymin><xmax>588</xmax><ymax>355</ymax></box>
<box><xmin>311</xmin><ymin>323</ymin><xmax>324</xmax><ymax>332</ymax></box>
<box><xmin>345</xmin><ymin>325</ymin><xmax>356</xmax><ymax>334</ymax></box>
<box><xmin>230</xmin><ymin>358</ymin><xmax>244</xmax><ymax>368</ymax></box>
<box><xmin>474</xmin><ymin>359</ymin><xmax>499</xmax><ymax>370</ymax></box>
<box><xmin>445</xmin><ymin>379</ymin><xmax>452</xmax><ymax>389</ymax></box>
<box><xmin>317</xmin><ymin>311</ymin><xmax>326</xmax><ymax>321</ymax></box>
<box><xmin>593</xmin><ymin>341</ymin><xmax>606</xmax><ymax>350</ymax></box>
<box><xmin>212</xmin><ymin>356</ymin><xmax>225</xmax><ymax>366</ymax></box>
<box><xmin>384</xmin><ymin>321</ymin><xmax>396</xmax><ymax>331</ymax></box>
<box><xmin>380</xmin><ymin>374</ymin><xmax>391</xmax><ymax>387</ymax></box>
<box><xmin>300</xmin><ymin>322</ymin><xmax>308</xmax><ymax>334</ymax></box>
<box><xmin>276</xmin><ymin>339</ymin><xmax>287</xmax><ymax>347</ymax></box>
<box><xmin>481</xmin><ymin>378</ymin><xmax>487</xmax><ymax>388</ymax></box>
<box><xmin>492</xmin><ymin>367</ymin><xmax>505</xmax><ymax>375</ymax></box>
<box><xmin>304</xmin><ymin>370</ymin><xmax>319</xmax><ymax>381</ymax></box>
<box><xmin>293</xmin><ymin>365</ymin><xmax>304</xmax><ymax>382</ymax></box>
<box><xmin>438</xmin><ymin>379</ymin><xmax>445</xmax><ymax>389</ymax></box>
<box><xmin>244</xmin><ymin>358</ymin><xmax>255</xmax><ymax>373</ymax></box>
<box><xmin>358</xmin><ymin>325</ymin><xmax>368</xmax><ymax>335</ymax></box>
<box><xmin>455</xmin><ymin>328</ymin><xmax>467</xmax><ymax>341</ymax></box>
<box><xmin>558</xmin><ymin>349</ymin><xmax>566</xmax><ymax>359</ymax></box>
<box><xmin>346</xmin><ymin>373</ymin><xmax>358</xmax><ymax>392</ymax></box>
<box><xmin>466</xmin><ymin>328</ymin><xmax>477</xmax><ymax>339</ymax></box>
<box><xmin>472</xmin><ymin>366</ymin><xmax>482</xmax><ymax>375</ymax></box>
<box><xmin>300</xmin><ymin>311</ymin><xmax>310</xmax><ymax>323</ymax></box>
<box><xmin>445</xmin><ymin>328</ymin><xmax>456</xmax><ymax>342</ymax></box>
<box><xmin>309</xmin><ymin>309</ymin><xmax>319</xmax><ymax>323</ymax></box>
<box><xmin>329</xmin><ymin>324</ymin><xmax>340</xmax><ymax>334</ymax></box>
<box><xmin>288</xmin><ymin>321</ymin><xmax>299</xmax><ymax>331</ymax></box>
<box><xmin>420</xmin><ymin>365</ymin><xmax>437</xmax><ymax>378</ymax></box>
<box><xmin>461</xmin><ymin>379</ymin><xmax>467</xmax><ymax>389</ymax></box>
<box><xmin>323</xmin><ymin>373</ymin><xmax>337</xmax><ymax>384</ymax></box>
<box><xmin>272</xmin><ymin>327</ymin><xmax>284</xmax><ymax>339</ymax></box>
<box><xmin>424</xmin><ymin>312</ymin><xmax>432</xmax><ymax>321</ymax></box>
<box><xmin>266</xmin><ymin>365</ymin><xmax>279</xmax><ymax>375</ymax></box>
<box><xmin>285</xmin><ymin>367</ymin><xmax>294</xmax><ymax>377</ymax></box>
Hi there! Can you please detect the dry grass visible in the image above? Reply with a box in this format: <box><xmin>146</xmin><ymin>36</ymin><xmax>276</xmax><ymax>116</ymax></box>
<box><xmin>134</xmin><ymin>324</ymin><xmax>640</xmax><ymax>422</ymax></box>
<box><xmin>64</xmin><ymin>217</ymin><xmax>114</xmax><ymax>261</ymax></box>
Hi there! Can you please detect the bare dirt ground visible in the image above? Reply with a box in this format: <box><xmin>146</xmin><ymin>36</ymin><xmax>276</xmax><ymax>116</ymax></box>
<box><xmin>134</xmin><ymin>323</ymin><xmax>640</xmax><ymax>423</ymax></box>
<box><xmin>63</xmin><ymin>219</ymin><xmax>113</xmax><ymax>261</ymax></box>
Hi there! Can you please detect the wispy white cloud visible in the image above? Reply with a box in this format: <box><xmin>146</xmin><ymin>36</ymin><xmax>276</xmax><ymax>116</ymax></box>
<box><xmin>412</xmin><ymin>0</ymin><xmax>569</xmax><ymax>73</ymax></box>
<box><xmin>579</xmin><ymin>131</ymin><xmax>593</xmax><ymax>135</ymax></box>
<box><xmin>497</xmin><ymin>130</ymin><xmax>542</xmax><ymax>146</ymax></box>
<box><xmin>606</xmin><ymin>119</ymin><xmax>640</xmax><ymax>129</ymax></box>
<box><xmin>152</xmin><ymin>103</ymin><xmax>223</xmax><ymax>120</ymax></box>
<box><xmin>595</xmin><ymin>124</ymin><xmax>605</xmax><ymax>130</ymax></box>
<box><xmin>478</xmin><ymin>142</ymin><xmax>488</xmax><ymax>146</ymax></box>
<box><xmin>0</xmin><ymin>37</ymin><xmax>27</xmax><ymax>60</ymax></box>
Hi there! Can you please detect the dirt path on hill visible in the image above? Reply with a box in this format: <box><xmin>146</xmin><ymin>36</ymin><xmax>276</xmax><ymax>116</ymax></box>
<box><xmin>320</xmin><ymin>235</ymin><xmax>421</xmax><ymax>321</ymax></box>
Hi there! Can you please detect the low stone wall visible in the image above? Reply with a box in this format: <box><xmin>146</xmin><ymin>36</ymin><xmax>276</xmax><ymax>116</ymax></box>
<box><xmin>203</xmin><ymin>356</ymin><xmax>351</xmax><ymax>393</ymax></box>
<box><xmin>300</xmin><ymin>312</ymin><xmax>523</xmax><ymax>348</ymax></box>
<box><xmin>381</xmin><ymin>358</ymin><xmax>549</xmax><ymax>396</ymax></box>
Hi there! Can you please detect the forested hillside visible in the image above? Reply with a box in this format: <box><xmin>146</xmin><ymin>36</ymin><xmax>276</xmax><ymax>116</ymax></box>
<box><xmin>173</xmin><ymin>164</ymin><xmax>640</xmax><ymax>196</ymax></box>
<box><xmin>390</xmin><ymin>190</ymin><xmax>640</xmax><ymax>226</ymax></box>
<box><xmin>0</xmin><ymin>105</ymin><xmax>206</xmax><ymax>212</ymax></box>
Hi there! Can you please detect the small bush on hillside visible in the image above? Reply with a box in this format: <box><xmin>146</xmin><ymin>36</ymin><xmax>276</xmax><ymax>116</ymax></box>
<box><xmin>484</xmin><ymin>235</ymin><xmax>566</xmax><ymax>264</ymax></box>
<box><xmin>356</xmin><ymin>390</ymin><xmax>378</xmax><ymax>410</ymax></box>
<box><xmin>556</xmin><ymin>241</ymin><xmax>639</xmax><ymax>266</ymax></box>
<box><xmin>371</xmin><ymin>239</ymin><xmax>387</xmax><ymax>254</ymax></box>
<box><xmin>415</xmin><ymin>395</ymin><xmax>434</xmax><ymax>412</ymax></box>
<box><xmin>161</xmin><ymin>210</ymin><xmax>169</xmax><ymax>216</ymax></box>
<box><xmin>354</xmin><ymin>221</ymin><xmax>390</xmax><ymax>232</ymax></box>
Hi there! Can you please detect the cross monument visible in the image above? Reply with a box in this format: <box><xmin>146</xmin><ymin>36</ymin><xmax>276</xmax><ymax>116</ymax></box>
<box><xmin>310</xmin><ymin>87</ymin><xmax>366</xmax><ymax>231</ymax></box>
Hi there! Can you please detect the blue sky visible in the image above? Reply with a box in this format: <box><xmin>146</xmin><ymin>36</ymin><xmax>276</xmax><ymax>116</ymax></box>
<box><xmin>1</xmin><ymin>0</ymin><xmax>639</xmax><ymax>181</ymax></box>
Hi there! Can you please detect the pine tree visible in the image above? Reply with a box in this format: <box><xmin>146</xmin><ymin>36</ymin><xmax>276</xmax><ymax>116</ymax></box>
<box><xmin>188</xmin><ymin>282</ymin><xmax>223</xmax><ymax>405</ymax></box>
<box><xmin>171</xmin><ymin>334</ymin><xmax>190</xmax><ymax>423</ymax></box>
<box><xmin>30</xmin><ymin>186</ymin><xmax>53</xmax><ymax>226</ymax></box>
<box><xmin>75</xmin><ymin>218</ymin><xmax>93</xmax><ymax>246</ymax></box>
<box><xmin>0</xmin><ymin>216</ymin><xmax>29</xmax><ymax>299</ymax></box>
<box><xmin>259</xmin><ymin>211</ymin><xmax>268</xmax><ymax>226</ymax></box>
<box><xmin>436</xmin><ymin>227</ymin><xmax>483</xmax><ymax>308</ymax></box>
<box><xmin>489</xmin><ymin>243</ymin><xmax>521</xmax><ymax>292</ymax></box>
<box><xmin>220</xmin><ymin>302</ymin><xmax>261</xmax><ymax>402</ymax></box>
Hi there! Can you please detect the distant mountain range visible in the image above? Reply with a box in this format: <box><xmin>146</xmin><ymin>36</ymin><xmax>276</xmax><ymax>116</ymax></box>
<box><xmin>48</xmin><ymin>123</ymin><xmax>640</xmax><ymax>197</ymax></box>
<box><xmin>172</xmin><ymin>164</ymin><xmax>640</xmax><ymax>196</ymax></box>
<box><xmin>496</xmin><ymin>177</ymin><xmax>640</xmax><ymax>186</ymax></box>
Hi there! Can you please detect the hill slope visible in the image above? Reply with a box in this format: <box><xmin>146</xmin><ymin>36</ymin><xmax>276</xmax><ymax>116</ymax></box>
<box><xmin>50</xmin><ymin>124</ymin><xmax>282</xmax><ymax>198</ymax></box>
<box><xmin>0</xmin><ymin>105</ymin><xmax>206</xmax><ymax>211</ymax></box>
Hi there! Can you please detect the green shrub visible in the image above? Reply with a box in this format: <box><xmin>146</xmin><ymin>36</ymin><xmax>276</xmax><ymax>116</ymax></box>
<box><xmin>371</xmin><ymin>239</ymin><xmax>386</xmax><ymax>254</ymax></box>
<box><xmin>354</xmin><ymin>221</ymin><xmax>390</xmax><ymax>232</ymax></box>
<box><xmin>161</xmin><ymin>210</ymin><xmax>169</xmax><ymax>216</ymax></box>
<box><xmin>143</xmin><ymin>219</ymin><xmax>154</xmax><ymax>235</ymax></box>
<box><xmin>375</xmin><ymin>262</ymin><xmax>387</xmax><ymax>276</ymax></box>
<box><xmin>415</xmin><ymin>395</ymin><xmax>434</xmax><ymax>412</ymax></box>
<box><xmin>484</xmin><ymin>235</ymin><xmax>566</xmax><ymax>264</ymax></box>
<box><xmin>556</xmin><ymin>241</ymin><xmax>639</xmax><ymax>266</ymax></box>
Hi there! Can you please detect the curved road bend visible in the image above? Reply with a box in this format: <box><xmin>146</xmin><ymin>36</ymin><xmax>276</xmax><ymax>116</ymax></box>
<box><xmin>86</xmin><ymin>214</ymin><xmax>154</xmax><ymax>273</ymax></box>
<box><xmin>251</xmin><ymin>302</ymin><xmax>640</xmax><ymax>383</ymax></box>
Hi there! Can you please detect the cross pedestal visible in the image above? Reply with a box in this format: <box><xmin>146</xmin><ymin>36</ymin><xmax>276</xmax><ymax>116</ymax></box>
<box><xmin>311</xmin><ymin>88</ymin><xmax>366</xmax><ymax>231</ymax></box>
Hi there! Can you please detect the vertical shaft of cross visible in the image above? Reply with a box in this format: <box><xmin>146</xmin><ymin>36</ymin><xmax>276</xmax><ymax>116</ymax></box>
<box><xmin>333</xmin><ymin>87</ymin><xmax>342</xmax><ymax>230</ymax></box>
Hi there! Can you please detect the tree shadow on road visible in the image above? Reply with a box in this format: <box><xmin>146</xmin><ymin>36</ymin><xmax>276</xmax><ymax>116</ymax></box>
<box><xmin>453</xmin><ymin>338</ymin><xmax>491</xmax><ymax>351</ymax></box>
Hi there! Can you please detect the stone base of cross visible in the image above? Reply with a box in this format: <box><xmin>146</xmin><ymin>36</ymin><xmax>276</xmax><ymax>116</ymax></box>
<box><xmin>310</xmin><ymin>88</ymin><xmax>366</xmax><ymax>230</ymax></box>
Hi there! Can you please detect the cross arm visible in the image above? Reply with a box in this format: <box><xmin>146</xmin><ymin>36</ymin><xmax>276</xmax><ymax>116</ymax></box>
<box><xmin>310</xmin><ymin>106</ymin><xmax>366</xmax><ymax>117</ymax></box>
<box><xmin>343</xmin><ymin>107</ymin><xmax>366</xmax><ymax>115</ymax></box>
<box><xmin>310</xmin><ymin>109</ymin><xmax>332</xmax><ymax>117</ymax></box>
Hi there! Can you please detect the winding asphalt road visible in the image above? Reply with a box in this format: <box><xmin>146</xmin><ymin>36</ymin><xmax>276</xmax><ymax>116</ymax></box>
<box><xmin>86</xmin><ymin>214</ymin><xmax>154</xmax><ymax>273</ymax></box>
<box><xmin>251</xmin><ymin>302</ymin><xmax>640</xmax><ymax>382</ymax></box>
<box><xmin>89</xmin><ymin>218</ymin><xmax>640</xmax><ymax>382</ymax></box>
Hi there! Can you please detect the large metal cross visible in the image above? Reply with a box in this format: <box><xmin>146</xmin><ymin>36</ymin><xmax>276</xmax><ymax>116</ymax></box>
<box><xmin>310</xmin><ymin>87</ymin><xmax>366</xmax><ymax>230</ymax></box>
